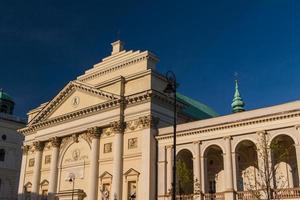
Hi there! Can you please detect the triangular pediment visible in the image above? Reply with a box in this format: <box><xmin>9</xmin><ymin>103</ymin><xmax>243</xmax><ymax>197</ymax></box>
<box><xmin>100</xmin><ymin>171</ymin><xmax>112</xmax><ymax>179</ymax></box>
<box><xmin>29</xmin><ymin>81</ymin><xmax>119</xmax><ymax>125</ymax></box>
<box><xmin>124</xmin><ymin>168</ymin><xmax>140</xmax><ymax>177</ymax></box>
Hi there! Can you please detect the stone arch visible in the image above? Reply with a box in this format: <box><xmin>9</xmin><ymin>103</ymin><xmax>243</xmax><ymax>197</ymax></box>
<box><xmin>270</xmin><ymin>134</ymin><xmax>299</xmax><ymax>188</ymax></box>
<box><xmin>201</xmin><ymin>142</ymin><xmax>225</xmax><ymax>158</ymax></box>
<box><xmin>203</xmin><ymin>145</ymin><xmax>224</xmax><ymax>194</ymax></box>
<box><xmin>233</xmin><ymin>137</ymin><xmax>258</xmax><ymax>153</ymax></box>
<box><xmin>269</xmin><ymin>132</ymin><xmax>298</xmax><ymax>146</ymax></box>
<box><xmin>58</xmin><ymin>136</ymin><xmax>91</xmax><ymax>167</ymax></box>
<box><xmin>176</xmin><ymin>146</ymin><xmax>195</xmax><ymax>158</ymax></box>
<box><xmin>176</xmin><ymin>149</ymin><xmax>194</xmax><ymax>195</ymax></box>
<box><xmin>235</xmin><ymin>140</ymin><xmax>258</xmax><ymax>191</ymax></box>
<box><xmin>57</xmin><ymin>136</ymin><xmax>91</xmax><ymax>194</ymax></box>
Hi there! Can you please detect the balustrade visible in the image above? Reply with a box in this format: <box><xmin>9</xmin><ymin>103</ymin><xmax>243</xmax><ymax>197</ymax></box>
<box><xmin>204</xmin><ymin>192</ymin><xmax>225</xmax><ymax>200</ymax></box>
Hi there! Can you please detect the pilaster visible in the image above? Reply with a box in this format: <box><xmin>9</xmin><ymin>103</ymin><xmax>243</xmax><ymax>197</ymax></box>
<box><xmin>31</xmin><ymin>141</ymin><xmax>44</xmax><ymax>200</ymax></box>
<box><xmin>48</xmin><ymin>137</ymin><xmax>61</xmax><ymax>200</ymax></box>
<box><xmin>18</xmin><ymin>145</ymin><xmax>29</xmax><ymax>200</ymax></box>
<box><xmin>223</xmin><ymin>136</ymin><xmax>235</xmax><ymax>200</ymax></box>
<box><xmin>87</xmin><ymin>126</ymin><xmax>101</xmax><ymax>200</ymax></box>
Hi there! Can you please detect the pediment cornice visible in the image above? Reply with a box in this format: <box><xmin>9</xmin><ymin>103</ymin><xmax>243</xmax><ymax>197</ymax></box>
<box><xmin>28</xmin><ymin>81</ymin><xmax>119</xmax><ymax>126</ymax></box>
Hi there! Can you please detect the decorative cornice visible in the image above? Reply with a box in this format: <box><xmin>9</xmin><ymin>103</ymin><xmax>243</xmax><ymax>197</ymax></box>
<box><xmin>78</xmin><ymin>52</ymin><xmax>155</xmax><ymax>82</ymax></box>
<box><xmin>33</xmin><ymin>141</ymin><xmax>44</xmax><ymax>151</ymax></box>
<box><xmin>19</xmin><ymin>99</ymin><xmax>120</xmax><ymax>135</ymax></box>
<box><xmin>125</xmin><ymin>115</ymin><xmax>160</xmax><ymax>132</ymax></box>
<box><xmin>49</xmin><ymin>137</ymin><xmax>61</xmax><ymax>148</ymax></box>
<box><xmin>157</xmin><ymin>110</ymin><xmax>300</xmax><ymax>141</ymax></box>
<box><xmin>87</xmin><ymin>126</ymin><xmax>102</xmax><ymax>139</ymax></box>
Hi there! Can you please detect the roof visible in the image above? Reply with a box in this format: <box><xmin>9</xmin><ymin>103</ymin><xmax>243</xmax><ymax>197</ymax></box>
<box><xmin>0</xmin><ymin>89</ymin><xmax>14</xmax><ymax>102</ymax></box>
<box><xmin>176</xmin><ymin>93</ymin><xmax>218</xmax><ymax>120</ymax></box>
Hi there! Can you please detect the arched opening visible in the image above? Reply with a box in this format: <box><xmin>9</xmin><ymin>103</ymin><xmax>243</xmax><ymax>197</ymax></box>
<box><xmin>271</xmin><ymin>135</ymin><xmax>299</xmax><ymax>188</ymax></box>
<box><xmin>204</xmin><ymin>145</ymin><xmax>224</xmax><ymax>194</ymax></box>
<box><xmin>176</xmin><ymin>149</ymin><xmax>194</xmax><ymax>195</ymax></box>
<box><xmin>235</xmin><ymin>140</ymin><xmax>258</xmax><ymax>191</ymax></box>
<box><xmin>0</xmin><ymin>105</ymin><xmax>8</xmax><ymax>113</ymax></box>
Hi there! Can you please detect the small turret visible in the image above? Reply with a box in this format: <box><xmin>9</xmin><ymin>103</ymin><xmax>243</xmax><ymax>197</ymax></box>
<box><xmin>231</xmin><ymin>80</ymin><xmax>245</xmax><ymax>113</ymax></box>
<box><xmin>0</xmin><ymin>89</ymin><xmax>15</xmax><ymax>114</ymax></box>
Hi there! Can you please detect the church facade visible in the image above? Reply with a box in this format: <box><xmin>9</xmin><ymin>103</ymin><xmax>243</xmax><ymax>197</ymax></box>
<box><xmin>18</xmin><ymin>41</ymin><xmax>300</xmax><ymax>200</ymax></box>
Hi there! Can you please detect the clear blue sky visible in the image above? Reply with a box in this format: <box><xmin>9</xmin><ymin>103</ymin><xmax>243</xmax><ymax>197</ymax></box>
<box><xmin>1</xmin><ymin>0</ymin><xmax>300</xmax><ymax>118</ymax></box>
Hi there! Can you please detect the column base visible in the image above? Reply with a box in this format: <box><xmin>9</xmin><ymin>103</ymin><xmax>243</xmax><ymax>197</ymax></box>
<box><xmin>224</xmin><ymin>190</ymin><xmax>236</xmax><ymax>200</ymax></box>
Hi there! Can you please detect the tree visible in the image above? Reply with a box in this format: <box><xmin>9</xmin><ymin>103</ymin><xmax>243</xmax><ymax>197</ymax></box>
<box><xmin>242</xmin><ymin>133</ymin><xmax>292</xmax><ymax>200</ymax></box>
<box><xmin>176</xmin><ymin>159</ymin><xmax>194</xmax><ymax>196</ymax></box>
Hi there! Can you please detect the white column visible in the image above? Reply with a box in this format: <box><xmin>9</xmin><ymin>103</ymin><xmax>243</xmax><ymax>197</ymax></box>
<box><xmin>166</xmin><ymin>145</ymin><xmax>173</xmax><ymax>195</ymax></box>
<box><xmin>200</xmin><ymin>156</ymin><xmax>206</xmax><ymax>194</ymax></box>
<box><xmin>18</xmin><ymin>145</ymin><xmax>29</xmax><ymax>200</ymax></box>
<box><xmin>232</xmin><ymin>152</ymin><xmax>238</xmax><ymax>191</ymax></box>
<box><xmin>48</xmin><ymin>137</ymin><xmax>61</xmax><ymax>200</ymax></box>
<box><xmin>224</xmin><ymin>136</ymin><xmax>235</xmax><ymax>200</ymax></box>
<box><xmin>193</xmin><ymin>141</ymin><xmax>201</xmax><ymax>197</ymax></box>
<box><xmin>31</xmin><ymin>141</ymin><xmax>44</xmax><ymax>200</ymax></box>
<box><xmin>88</xmin><ymin>127</ymin><xmax>101</xmax><ymax>200</ymax></box>
<box><xmin>112</xmin><ymin>123</ymin><xmax>123</xmax><ymax>200</ymax></box>
<box><xmin>295</xmin><ymin>145</ymin><xmax>300</xmax><ymax>185</ymax></box>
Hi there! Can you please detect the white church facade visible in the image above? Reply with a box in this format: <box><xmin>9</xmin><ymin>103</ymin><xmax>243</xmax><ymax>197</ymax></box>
<box><xmin>18</xmin><ymin>41</ymin><xmax>300</xmax><ymax>200</ymax></box>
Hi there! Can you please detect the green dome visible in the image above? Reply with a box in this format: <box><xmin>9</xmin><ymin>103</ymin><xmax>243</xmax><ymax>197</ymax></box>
<box><xmin>0</xmin><ymin>90</ymin><xmax>13</xmax><ymax>102</ymax></box>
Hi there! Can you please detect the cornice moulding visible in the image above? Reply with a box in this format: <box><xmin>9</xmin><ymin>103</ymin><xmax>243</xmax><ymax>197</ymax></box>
<box><xmin>156</xmin><ymin>110</ymin><xmax>300</xmax><ymax>141</ymax></box>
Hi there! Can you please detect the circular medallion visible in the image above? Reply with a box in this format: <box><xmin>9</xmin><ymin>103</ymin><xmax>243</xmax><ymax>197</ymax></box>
<box><xmin>71</xmin><ymin>96</ymin><xmax>80</xmax><ymax>107</ymax></box>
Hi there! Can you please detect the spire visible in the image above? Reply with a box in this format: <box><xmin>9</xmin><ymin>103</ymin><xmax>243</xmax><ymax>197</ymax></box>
<box><xmin>231</xmin><ymin>80</ymin><xmax>245</xmax><ymax>113</ymax></box>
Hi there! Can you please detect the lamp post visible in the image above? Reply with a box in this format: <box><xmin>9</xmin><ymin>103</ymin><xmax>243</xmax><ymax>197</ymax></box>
<box><xmin>163</xmin><ymin>71</ymin><xmax>177</xmax><ymax>200</ymax></box>
<box><xmin>68</xmin><ymin>173</ymin><xmax>75</xmax><ymax>200</ymax></box>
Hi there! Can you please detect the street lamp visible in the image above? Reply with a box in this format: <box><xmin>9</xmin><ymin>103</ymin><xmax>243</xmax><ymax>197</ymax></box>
<box><xmin>163</xmin><ymin>71</ymin><xmax>177</xmax><ymax>200</ymax></box>
<box><xmin>68</xmin><ymin>173</ymin><xmax>75</xmax><ymax>200</ymax></box>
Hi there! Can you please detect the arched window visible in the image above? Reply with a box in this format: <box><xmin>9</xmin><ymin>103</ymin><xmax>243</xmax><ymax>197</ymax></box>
<box><xmin>0</xmin><ymin>149</ymin><xmax>5</xmax><ymax>161</ymax></box>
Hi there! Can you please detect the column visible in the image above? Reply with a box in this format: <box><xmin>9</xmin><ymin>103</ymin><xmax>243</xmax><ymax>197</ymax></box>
<box><xmin>48</xmin><ymin>137</ymin><xmax>61</xmax><ymax>200</ymax></box>
<box><xmin>294</xmin><ymin>126</ymin><xmax>300</xmax><ymax>184</ymax></box>
<box><xmin>18</xmin><ymin>145</ymin><xmax>29</xmax><ymax>200</ymax></box>
<box><xmin>112</xmin><ymin>122</ymin><xmax>123</xmax><ymax>200</ymax></box>
<box><xmin>166</xmin><ymin>145</ymin><xmax>173</xmax><ymax>195</ymax></box>
<box><xmin>31</xmin><ymin>141</ymin><xmax>44</xmax><ymax>200</ymax></box>
<box><xmin>232</xmin><ymin>152</ymin><xmax>238</xmax><ymax>191</ymax></box>
<box><xmin>200</xmin><ymin>156</ymin><xmax>207</xmax><ymax>195</ymax></box>
<box><xmin>295</xmin><ymin>145</ymin><xmax>300</xmax><ymax>185</ymax></box>
<box><xmin>193</xmin><ymin>141</ymin><xmax>201</xmax><ymax>198</ymax></box>
<box><xmin>223</xmin><ymin>136</ymin><xmax>235</xmax><ymax>200</ymax></box>
<box><xmin>87</xmin><ymin>127</ymin><xmax>101</xmax><ymax>200</ymax></box>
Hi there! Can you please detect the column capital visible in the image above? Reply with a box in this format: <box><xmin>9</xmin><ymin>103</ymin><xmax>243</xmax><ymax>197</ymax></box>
<box><xmin>87</xmin><ymin>126</ymin><xmax>102</xmax><ymax>139</ymax></box>
<box><xmin>193</xmin><ymin>140</ymin><xmax>202</xmax><ymax>145</ymax></box>
<box><xmin>33</xmin><ymin>141</ymin><xmax>44</xmax><ymax>151</ymax></box>
<box><xmin>49</xmin><ymin>137</ymin><xmax>62</xmax><ymax>148</ymax></box>
<box><xmin>223</xmin><ymin>136</ymin><xmax>232</xmax><ymax>140</ymax></box>
<box><xmin>166</xmin><ymin>145</ymin><xmax>173</xmax><ymax>149</ymax></box>
<box><xmin>138</xmin><ymin>115</ymin><xmax>160</xmax><ymax>129</ymax></box>
<box><xmin>256</xmin><ymin>130</ymin><xmax>267</xmax><ymax>136</ymax></box>
<box><xmin>110</xmin><ymin>121</ymin><xmax>125</xmax><ymax>133</ymax></box>
<box><xmin>295</xmin><ymin>125</ymin><xmax>300</xmax><ymax>130</ymax></box>
<box><xmin>21</xmin><ymin>145</ymin><xmax>30</xmax><ymax>155</ymax></box>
